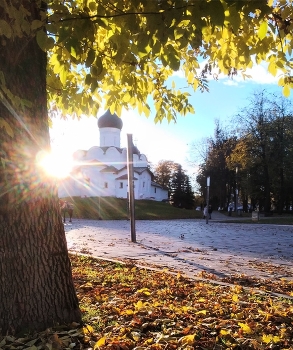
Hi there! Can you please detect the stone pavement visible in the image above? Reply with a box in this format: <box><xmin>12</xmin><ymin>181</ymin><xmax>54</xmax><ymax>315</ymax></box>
<box><xmin>64</xmin><ymin>213</ymin><xmax>293</xmax><ymax>282</ymax></box>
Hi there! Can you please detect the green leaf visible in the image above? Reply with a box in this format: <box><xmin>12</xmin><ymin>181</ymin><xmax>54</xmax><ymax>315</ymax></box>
<box><xmin>164</xmin><ymin>45</ymin><xmax>180</xmax><ymax>71</ymax></box>
<box><xmin>208</xmin><ymin>0</ymin><xmax>225</xmax><ymax>26</ymax></box>
<box><xmin>94</xmin><ymin>56</ymin><xmax>103</xmax><ymax>76</ymax></box>
<box><xmin>86</xmin><ymin>49</ymin><xmax>95</xmax><ymax>68</ymax></box>
<box><xmin>21</xmin><ymin>98</ymin><xmax>33</xmax><ymax>108</ymax></box>
<box><xmin>85</xmin><ymin>73</ymin><xmax>92</xmax><ymax>85</ymax></box>
<box><xmin>31</xmin><ymin>20</ymin><xmax>44</xmax><ymax>31</ymax></box>
<box><xmin>137</xmin><ymin>33</ymin><xmax>151</xmax><ymax>57</ymax></box>
<box><xmin>0</xmin><ymin>20</ymin><xmax>12</xmax><ymax>38</ymax></box>
<box><xmin>36</xmin><ymin>30</ymin><xmax>48</xmax><ymax>51</ymax></box>
<box><xmin>226</xmin><ymin>5</ymin><xmax>241</xmax><ymax>32</ymax></box>
<box><xmin>88</xmin><ymin>2</ymin><xmax>97</xmax><ymax>12</ymax></box>
<box><xmin>258</xmin><ymin>21</ymin><xmax>268</xmax><ymax>40</ymax></box>
<box><xmin>0</xmin><ymin>118</ymin><xmax>14</xmax><ymax>137</ymax></box>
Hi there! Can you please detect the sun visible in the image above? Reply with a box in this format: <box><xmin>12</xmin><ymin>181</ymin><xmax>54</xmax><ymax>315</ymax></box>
<box><xmin>37</xmin><ymin>151</ymin><xmax>74</xmax><ymax>178</ymax></box>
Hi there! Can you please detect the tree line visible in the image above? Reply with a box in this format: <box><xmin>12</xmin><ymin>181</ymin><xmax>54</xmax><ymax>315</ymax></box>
<box><xmin>153</xmin><ymin>161</ymin><xmax>195</xmax><ymax>209</ymax></box>
<box><xmin>195</xmin><ymin>91</ymin><xmax>293</xmax><ymax>216</ymax></box>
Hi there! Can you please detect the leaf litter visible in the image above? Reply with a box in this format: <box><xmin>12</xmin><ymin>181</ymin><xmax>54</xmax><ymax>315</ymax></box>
<box><xmin>1</xmin><ymin>254</ymin><xmax>292</xmax><ymax>350</ymax></box>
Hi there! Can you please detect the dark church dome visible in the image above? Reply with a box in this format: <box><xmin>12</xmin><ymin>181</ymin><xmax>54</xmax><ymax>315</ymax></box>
<box><xmin>98</xmin><ymin>110</ymin><xmax>123</xmax><ymax>130</ymax></box>
<box><xmin>132</xmin><ymin>145</ymin><xmax>140</xmax><ymax>155</ymax></box>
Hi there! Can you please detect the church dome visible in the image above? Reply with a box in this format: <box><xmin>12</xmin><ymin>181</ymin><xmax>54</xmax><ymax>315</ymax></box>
<box><xmin>132</xmin><ymin>145</ymin><xmax>140</xmax><ymax>155</ymax></box>
<box><xmin>98</xmin><ymin>110</ymin><xmax>123</xmax><ymax>130</ymax></box>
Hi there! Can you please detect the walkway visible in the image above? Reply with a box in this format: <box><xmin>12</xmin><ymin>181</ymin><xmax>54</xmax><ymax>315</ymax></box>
<box><xmin>64</xmin><ymin>217</ymin><xmax>293</xmax><ymax>282</ymax></box>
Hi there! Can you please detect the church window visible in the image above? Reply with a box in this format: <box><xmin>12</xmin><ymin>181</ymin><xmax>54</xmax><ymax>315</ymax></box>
<box><xmin>143</xmin><ymin>182</ymin><xmax>145</xmax><ymax>188</ymax></box>
<box><xmin>154</xmin><ymin>188</ymin><xmax>157</xmax><ymax>193</ymax></box>
<box><xmin>104</xmin><ymin>182</ymin><xmax>108</xmax><ymax>188</ymax></box>
<box><xmin>119</xmin><ymin>182</ymin><xmax>123</xmax><ymax>188</ymax></box>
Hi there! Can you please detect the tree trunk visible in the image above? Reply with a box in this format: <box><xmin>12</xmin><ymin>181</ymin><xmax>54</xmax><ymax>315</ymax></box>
<box><xmin>0</xmin><ymin>1</ymin><xmax>81</xmax><ymax>333</ymax></box>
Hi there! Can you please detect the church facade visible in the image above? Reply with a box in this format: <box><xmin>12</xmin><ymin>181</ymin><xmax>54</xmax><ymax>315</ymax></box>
<box><xmin>58</xmin><ymin>111</ymin><xmax>168</xmax><ymax>201</ymax></box>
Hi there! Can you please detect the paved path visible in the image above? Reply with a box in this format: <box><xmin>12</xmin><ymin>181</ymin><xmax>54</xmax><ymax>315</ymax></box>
<box><xmin>64</xmin><ymin>214</ymin><xmax>293</xmax><ymax>281</ymax></box>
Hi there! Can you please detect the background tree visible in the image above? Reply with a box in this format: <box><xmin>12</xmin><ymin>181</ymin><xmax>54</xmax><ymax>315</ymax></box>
<box><xmin>183</xmin><ymin>175</ymin><xmax>195</xmax><ymax>210</ymax></box>
<box><xmin>268</xmin><ymin>100</ymin><xmax>293</xmax><ymax>214</ymax></box>
<box><xmin>196</xmin><ymin>123</ymin><xmax>236</xmax><ymax>210</ymax></box>
<box><xmin>1</xmin><ymin>0</ymin><xmax>293</xmax><ymax>333</ymax></box>
<box><xmin>170</xmin><ymin>164</ymin><xmax>194</xmax><ymax>209</ymax></box>
<box><xmin>222</xmin><ymin>91</ymin><xmax>293</xmax><ymax>214</ymax></box>
<box><xmin>230</xmin><ymin>91</ymin><xmax>293</xmax><ymax>215</ymax></box>
<box><xmin>195</xmin><ymin>91</ymin><xmax>293</xmax><ymax>214</ymax></box>
<box><xmin>153</xmin><ymin>160</ymin><xmax>179</xmax><ymax>196</ymax></box>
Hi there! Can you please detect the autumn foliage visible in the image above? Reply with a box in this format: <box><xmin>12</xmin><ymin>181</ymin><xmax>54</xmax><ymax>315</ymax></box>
<box><xmin>2</xmin><ymin>255</ymin><xmax>291</xmax><ymax>349</ymax></box>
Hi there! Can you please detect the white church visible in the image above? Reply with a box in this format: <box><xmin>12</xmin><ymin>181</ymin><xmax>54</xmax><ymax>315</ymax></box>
<box><xmin>58</xmin><ymin>110</ymin><xmax>168</xmax><ymax>201</ymax></box>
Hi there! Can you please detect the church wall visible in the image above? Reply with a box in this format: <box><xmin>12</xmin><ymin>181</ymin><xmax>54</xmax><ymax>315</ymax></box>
<box><xmin>150</xmin><ymin>186</ymin><xmax>168</xmax><ymax>201</ymax></box>
<box><xmin>137</xmin><ymin>171</ymin><xmax>151</xmax><ymax>199</ymax></box>
<box><xmin>102</xmin><ymin>148</ymin><xmax>125</xmax><ymax>170</ymax></box>
<box><xmin>86</xmin><ymin>147</ymin><xmax>104</xmax><ymax>161</ymax></box>
<box><xmin>99</xmin><ymin>127</ymin><xmax>121</xmax><ymax>147</ymax></box>
<box><xmin>134</xmin><ymin>154</ymin><xmax>148</xmax><ymax>167</ymax></box>
<box><xmin>115</xmin><ymin>179</ymin><xmax>128</xmax><ymax>198</ymax></box>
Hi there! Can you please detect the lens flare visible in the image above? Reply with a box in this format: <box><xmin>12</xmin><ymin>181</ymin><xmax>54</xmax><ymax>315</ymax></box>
<box><xmin>37</xmin><ymin>151</ymin><xmax>74</xmax><ymax>178</ymax></box>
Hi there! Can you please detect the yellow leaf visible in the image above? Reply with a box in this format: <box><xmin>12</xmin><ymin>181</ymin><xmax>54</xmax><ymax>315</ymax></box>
<box><xmin>196</xmin><ymin>310</ymin><xmax>207</xmax><ymax>315</ymax></box>
<box><xmin>238</xmin><ymin>322</ymin><xmax>252</xmax><ymax>334</ymax></box>
<box><xmin>135</xmin><ymin>300</ymin><xmax>144</xmax><ymax>310</ymax></box>
<box><xmin>283</xmin><ymin>84</ymin><xmax>291</xmax><ymax>97</ymax></box>
<box><xmin>83</xmin><ymin>325</ymin><xmax>94</xmax><ymax>334</ymax></box>
<box><xmin>258</xmin><ymin>21</ymin><xmax>268</xmax><ymax>40</ymax></box>
<box><xmin>123</xmin><ymin>309</ymin><xmax>134</xmax><ymax>315</ymax></box>
<box><xmin>220</xmin><ymin>329</ymin><xmax>230</xmax><ymax>335</ymax></box>
<box><xmin>268</xmin><ymin>61</ymin><xmax>277</xmax><ymax>76</ymax></box>
<box><xmin>179</xmin><ymin>334</ymin><xmax>195</xmax><ymax>345</ymax></box>
<box><xmin>137</xmin><ymin>288</ymin><xmax>151</xmax><ymax>295</ymax></box>
<box><xmin>94</xmin><ymin>337</ymin><xmax>106</xmax><ymax>349</ymax></box>
<box><xmin>278</xmin><ymin>77</ymin><xmax>284</xmax><ymax>86</ymax></box>
<box><xmin>262</xmin><ymin>334</ymin><xmax>273</xmax><ymax>344</ymax></box>
<box><xmin>198</xmin><ymin>298</ymin><xmax>206</xmax><ymax>302</ymax></box>
<box><xmin>232</xmin><ymin>294</ymin><xmax>239</xmax><ymax>302</ymax></box>
<box><xmin>273</xmin><ymin>336</ymin><xmax>281</xmax><ymax>343</ymax></box>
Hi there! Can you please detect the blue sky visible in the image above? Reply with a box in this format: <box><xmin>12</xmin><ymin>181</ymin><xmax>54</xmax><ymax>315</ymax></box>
<box><xmin>50</xmin><ymin>63</ymin><xmax>289</xmax><ymax>179</ymax></box>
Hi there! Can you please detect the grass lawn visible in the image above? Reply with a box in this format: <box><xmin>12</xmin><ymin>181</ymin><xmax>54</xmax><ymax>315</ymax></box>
<box><xmin>4</xmin><ymin>255</ymin><xmax>291</xmax><ymax>349</ymax></box>
<box><xmin>64</xmin><ymin>196</ymin><xmax>293</xmax><ymax>225</ymax></box>
<box><xmin>64</xmin><ymin>196</ymin><xmax>202</xmax><ymax>220</ymax></box>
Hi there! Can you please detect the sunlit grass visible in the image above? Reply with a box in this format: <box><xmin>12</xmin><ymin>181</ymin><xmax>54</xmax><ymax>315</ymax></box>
<box><xmin>62</xmin><ymin>196</ymin><xmax>201</xmax><ymax>220</ymax></box>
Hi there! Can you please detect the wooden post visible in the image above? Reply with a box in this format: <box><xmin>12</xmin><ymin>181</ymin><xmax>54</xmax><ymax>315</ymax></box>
<box><xmin>206</xmin><ymin>176</ymin><xmax>210</xmax><ymax>224</ymax></box>
<box><xmin>127</xmin><ymin>134</ymin><xmax>136</xmax><ymax>242</ymax></box>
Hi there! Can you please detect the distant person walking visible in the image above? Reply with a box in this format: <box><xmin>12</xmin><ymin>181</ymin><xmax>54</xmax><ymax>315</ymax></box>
<box><xmin>203</xmin><ymin>205</ymin><xmax>208</xmax><ymax>219</ymax></box>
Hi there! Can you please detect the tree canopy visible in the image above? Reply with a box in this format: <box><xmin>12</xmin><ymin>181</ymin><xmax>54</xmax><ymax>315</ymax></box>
<box><xmin>195</xmin><ymin>91</ymin><xmax>293</xmax><ymax>214</ymax></box>
<box><xmin>1</xmin><ymin>0</ymin><xmax>293</xmax><ymax>126</ymax></box>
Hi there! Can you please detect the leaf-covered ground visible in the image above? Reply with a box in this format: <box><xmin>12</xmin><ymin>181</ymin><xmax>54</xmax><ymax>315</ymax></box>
<box><xmin>1</xmin><ymin>254</ymin><xmax>292</xmax><ymax>350</ymax></box>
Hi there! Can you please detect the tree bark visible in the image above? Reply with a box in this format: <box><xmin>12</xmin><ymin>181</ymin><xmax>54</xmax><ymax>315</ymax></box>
<box><xmin>0</xmin><ymin>1</ymin><xmax>81</xmax><ymax>333</ymax></box>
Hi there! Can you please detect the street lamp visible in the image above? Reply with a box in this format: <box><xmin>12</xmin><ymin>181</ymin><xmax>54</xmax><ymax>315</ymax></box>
<box><xmin>206</xmin><ymin>176</ymin><xmax>210</xmax><ymax>224</ymax></box>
